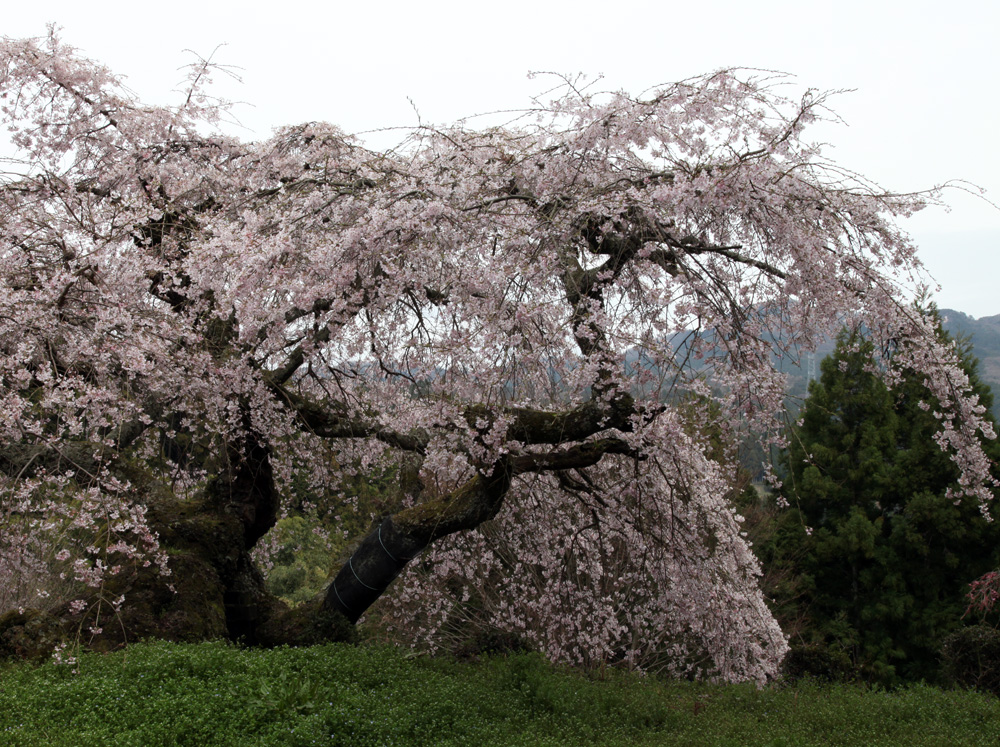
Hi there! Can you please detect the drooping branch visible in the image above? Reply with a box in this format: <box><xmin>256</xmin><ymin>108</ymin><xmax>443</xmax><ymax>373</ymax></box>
<box><xmin>671</xmin><ymin>236</ymin><xmax>787</xmax><ymax>280</ymax></box>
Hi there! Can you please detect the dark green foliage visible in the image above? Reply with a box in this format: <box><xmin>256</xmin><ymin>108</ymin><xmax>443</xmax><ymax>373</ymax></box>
<box><xmin>941</xmin><ymin>625</ymin><xmax>1000</xmax><ymax>697</ymax></box>
<box><xmin>452</xmin><ymin>628</ymin><xmax>534</xmax><ymax>660</ymax></box>
<box><xmin>1</xmin><ymin>640</ymin><xmax>999</xmax><ymax>746</ymax></box>
<box><xmin>781</xmin><ymin>643</ymin><xmax>854</xmax><ymax>683</ymax></box>
<box><xmin>0</xmin><ymin>608</ymin><xmax>69</xmax><ymax>661</ymax></box>
<box><xmin>772</xmin><ymin>319</ymin><xmax>1000</xmax><ymax>685</ymax></box>
<box><xmin>264</xmin><ymin>516</ymin><xmax>337</xmax><ymax>605</ymax></box>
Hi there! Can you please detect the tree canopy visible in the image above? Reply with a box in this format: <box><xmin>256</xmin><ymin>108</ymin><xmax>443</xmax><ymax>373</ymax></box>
<box><xmin>0</xmin><ymin>31</ymin><xmax>995</xmax><ymax>682</ymax></box>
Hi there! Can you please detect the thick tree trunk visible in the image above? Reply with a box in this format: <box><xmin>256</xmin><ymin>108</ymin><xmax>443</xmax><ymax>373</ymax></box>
<box><xmin>0</xmin><ymin>432</ymin><xmax>352</xmax><ymax>660</ymax></box>
<box><xmin>324</xmin><ymin>462</ymin><xmax>513</xmax><ymax>622</ymax></box>
<box><xmin>321</xmin><ymin>437</ymin><xmax>635</xmax><ymax>624</ymax></box>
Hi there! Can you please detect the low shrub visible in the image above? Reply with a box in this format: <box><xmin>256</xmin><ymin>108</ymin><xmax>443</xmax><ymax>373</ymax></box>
<box><xmin>941</xmin><ymin>624</ymin><xmax>1000</xmax><ymax>696</ymax></box>
<box><xmin>781</xmin><ymin>642</ymin><xmax>855</xmax><ymax>683</ymax></box>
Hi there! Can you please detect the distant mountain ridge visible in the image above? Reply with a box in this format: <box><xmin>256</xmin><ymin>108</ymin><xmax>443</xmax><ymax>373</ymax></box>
<box><xmin>938</xmin><ymin>309</ymin><xmax>1000</xmax><ymax>414</ymax></box>
<box><xmin>762</xmin><ymin>308</ymin><xmax>1000</xmax><ymax>417</ymax></box>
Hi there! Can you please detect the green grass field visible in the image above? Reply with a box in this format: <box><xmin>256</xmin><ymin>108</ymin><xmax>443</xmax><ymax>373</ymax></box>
<box><xmin>1</xmin><ymin>640</ymin><xmax>997</xmax><ymax>746</ymax></box>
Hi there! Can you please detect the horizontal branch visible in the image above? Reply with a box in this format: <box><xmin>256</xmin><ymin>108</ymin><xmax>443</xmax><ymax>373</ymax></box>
<box><xmin>465</xmin><ymin>392</ymin><xmax>636</xmax><ymax>445</ymax></box>
<box><xmin>266</xmin><ymin>379</ymin><xmax>430</xmax><ymax>454</ymax></box>
<box><xmin>682</xmin><ymin>240</ymin><xmax>787</xmax><ymax>279</ymax></box>
<box><xmin>510</xmin><ymin>437</ymin><xmax>636</xmax><ymax>475</ymax></box>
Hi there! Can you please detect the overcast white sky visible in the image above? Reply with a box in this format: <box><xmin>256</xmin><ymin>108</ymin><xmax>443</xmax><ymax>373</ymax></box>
<box><xmin>5</xmin><ymin>0</ymin><xmax>999</xmax><ymax>315</ymax></box>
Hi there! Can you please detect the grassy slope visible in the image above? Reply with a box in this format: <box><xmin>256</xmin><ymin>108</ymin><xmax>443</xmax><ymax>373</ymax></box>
<box><xmin>1</xmin><ymin>640</ymin><xmax>997</xmax><ymax>747</ymax></box>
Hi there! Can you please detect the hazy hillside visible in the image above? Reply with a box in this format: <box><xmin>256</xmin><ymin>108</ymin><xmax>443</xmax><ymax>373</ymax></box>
<box><xmin>939</xmin><ymin>309</ymin><xmax>1000</xmax><ymax>404</ymax></box>
<box><xmin>768</xmin><ymin>308</ymin><xmax>1000</xmax><ymax>417</ymax></box>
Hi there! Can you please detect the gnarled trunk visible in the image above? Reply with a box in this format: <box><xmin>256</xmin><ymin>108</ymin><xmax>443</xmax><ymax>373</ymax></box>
<box><xmin>0</xmin><ymin>431</ymin><xmax>351</xmax><ymax>660</ymax></box>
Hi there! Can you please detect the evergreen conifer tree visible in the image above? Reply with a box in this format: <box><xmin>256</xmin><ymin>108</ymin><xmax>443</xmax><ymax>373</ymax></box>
<box><xmin>772</xmin><ymin>314</ymin><xmax>1000</xmax><ymax>684</ymax></box>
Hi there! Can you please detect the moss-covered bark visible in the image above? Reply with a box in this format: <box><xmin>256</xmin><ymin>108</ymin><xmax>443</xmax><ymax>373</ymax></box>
<box><xmin>0</xmin><ymin>435</ymin><xmax>352</xmax><ymax>661</ymax></box>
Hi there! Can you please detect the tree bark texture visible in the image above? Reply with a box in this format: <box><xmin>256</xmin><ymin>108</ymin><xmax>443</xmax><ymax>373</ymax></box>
<box><xmin>0</xmin><ymin>431</ymin><xmax>348</xmax><ymax>659</ymax></box>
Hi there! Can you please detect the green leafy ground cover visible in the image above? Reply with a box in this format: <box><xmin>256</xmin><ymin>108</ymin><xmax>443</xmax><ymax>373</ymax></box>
<box><xmin>1</xmin><ymin>641</ymin><xmax>998</xmax><ymax>746</ymax></box>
